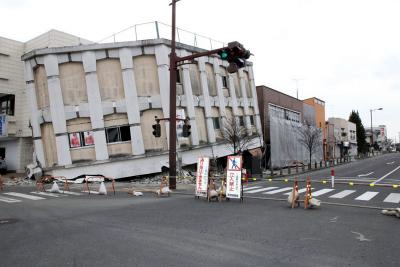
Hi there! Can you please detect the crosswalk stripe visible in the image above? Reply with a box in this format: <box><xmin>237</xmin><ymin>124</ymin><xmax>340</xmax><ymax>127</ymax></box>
<box><xmin>263</xmin><ymin>187</ymin><xmax>293</xmax><ymax>195</ymax></box>
<box><xmin>46</xmin><ymin>190</ymin><xmax>82</xmax><ymax>196</ymax></box>
<box><xmin>245</xmin><ymin>187</ymin><xmax>278</xmax><ymax>194</ymax></box>
<box><xmin>355</xmin><ymin>191</ymin><xmax>379</xmax><ymax>201</ymax></box>
<box><xmin>383</xmin><ymin>193</ymin><xmax>400</xmax><ymax>203</ymax></box>
<box><xmin>243</xmin><ymin>186</ymin><xmax>261</xmax><ymax>191</ymax></box>
<box><xmin>3</xmin><ymin>192</ymin><xmax>46</xmax><ymax>200</ymax></box>
<box><xmin>0</xmin><ymin>196</ymin><xmax>22</xmax><ymax>203</ymax></box>
<box><xmin>31</xmin><ymin>192</ymin><xmax>62</xmax><ymax>197</ymax></box>
<box><xmin>311</xmin><ymin>189</ymin><xmax>335</xmax><ymax>197</ymax></box>
<box><xmin>82</xmin><ymin>191</ymin><xmax>100</xmax><ymax>195</ymax></box>
<box><xmin>329</xmin><ymin>190</ymin><xmax>356</xmax><ymax>199</ymax></box>
<box><xmin>283</xmin><ymin>188</ymin><xmax>312</xmax><ymax>195</ymax></box>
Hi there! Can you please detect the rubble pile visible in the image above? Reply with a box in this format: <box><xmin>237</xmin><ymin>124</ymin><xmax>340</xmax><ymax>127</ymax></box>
<box><xmin>130</xmin><ymin>172</ymin><xmax>195</xmax><ymax>185</ymax></box>
<box><xmin>1</xmin><ymin>175</ymin><xmax>32</xmax><ymax>186</ymax></box>
<box><xmin>381</xmin><ymin>208</ymin><xmax>400</xmax><ymax>218</ymax></box>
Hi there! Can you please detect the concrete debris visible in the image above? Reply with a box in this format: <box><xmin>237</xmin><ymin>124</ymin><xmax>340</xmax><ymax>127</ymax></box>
<box><xmin>2</xmin><ymin>175</ymin><xmax>33</xmax><ymax>186</ymax></box>
<box><xmin>130</xmin><ymin>173</ymin><xmax>195</xmax><ymax>185</ymax></box>
<box><xmin>381</xmin><ymin>208</ymin><xmax>400</xmax><ymax>218</ymax></box>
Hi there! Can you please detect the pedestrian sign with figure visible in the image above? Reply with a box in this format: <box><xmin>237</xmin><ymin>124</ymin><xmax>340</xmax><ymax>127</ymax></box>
<box><xmin>226</xmin><ymin>155</ymin><xmax>242</xmax><ymax>199</ymax></box>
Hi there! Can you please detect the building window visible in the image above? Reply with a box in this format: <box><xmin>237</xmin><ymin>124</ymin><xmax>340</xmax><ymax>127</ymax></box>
<box><xmin>250</xmin><ymin>115</ymin><xmax>254</xmax><ymax>126</ymax></box>
<box><xmin>238</xmin><ymin>116</ymin><xmax>244</xmax><ymax>126</ymax></box>
<box><xmin>0</xmin><ymin>94</ymin><xmax>15</xmax><ymax>116</ymax></box>
<box><xmin>222</xmin><ymin>76</ymin><xmax>228</xmax><ymax>88</ymax></box>
<box><xmin>212</xmin><ymin>117</ymin><xmax>220</xmax><ymax>129</ymax></box>
<box><xmin>69</xmin><ymin>131</ymin><xmax>94</xmax><ymax>148</ymax></box>
<box><xmin>176</xmin><ymin>69</ymin><xmax>182</xmax><ymax>84</ymax></box>
<box><xmin>105</xmin><ymin>125</ymin><xmax>131</xmax><ymax>143</ymax></box>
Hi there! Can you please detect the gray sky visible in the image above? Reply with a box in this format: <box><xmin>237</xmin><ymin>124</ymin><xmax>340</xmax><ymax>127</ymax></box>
<box><xmin>2</xmin><ymin>0</ymin><xmax>399</xmax><ymax>141</ymax></box>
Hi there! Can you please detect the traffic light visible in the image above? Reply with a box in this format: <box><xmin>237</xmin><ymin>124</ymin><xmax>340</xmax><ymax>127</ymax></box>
<box><xmin>152</xmin><ymin>123</ymin><xmax>161</xmax><ymax>137</ymax></box>
<box><xmin>182</xmin><ymin>122</ymin><xmax>191</xmax><ymax>137</ymax></box>
<box><xmin>217</xmin><ymin>41</ymin><xmax>251</xmax><ymax>73</ymax></box>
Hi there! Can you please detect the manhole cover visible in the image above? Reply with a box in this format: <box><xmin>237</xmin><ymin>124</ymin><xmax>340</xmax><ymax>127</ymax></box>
<box><xmin>0</xmin><ymin>218</ymin><xmax>18</xmax><ymax>225</ymax></box>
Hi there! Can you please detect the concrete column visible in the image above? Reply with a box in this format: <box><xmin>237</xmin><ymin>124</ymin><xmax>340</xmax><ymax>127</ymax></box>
<box><xmin>24</xmin><ymin>60</ymin><xmax>46</xmax><ymax>166</ymax></box>
<box><xmin>181</xmin><ymin>51</ymin><xmax>199</xmax><ymax>146</ymax></box>
<box><xmin>238</xmin><ymin>69</ymin><xmax>251</xmax><ymax>132</ymax></box>
<box><xmin>155</xmin><ymin>45</ymin><xmax>172</xmax><ymax>145</ymax></box>
<box><xmin>198</xmin><ymin>57</ymin><xmax>216</xmax><ymax>143</ymax></box>
<box><xmin>43</xmin><ymin>55</ymin><xmax>72</xmax><ymax>166</ymax></box>
<box><xmin>228</xmin><ymin>74</ymin><xmax>239</xmax><ymax>116</ymax></box>
<box><xmin>212</xmin><ymin>57</ymin><xmax>226</xmax><ymax>118</ymax></box>
<box><xmin>82</xmin><ymin>51</ymin><xmax>109</xmax><ymax>161</ymax></box>
<box><xmin>119</xmin><ymin>48</ymin><xmax>145</xmax><ymax>155</ymax></box>
<box><xmin>248</xmin><ymin>67</ymin><xmax>262</xmax><ymax>136</ymax></box>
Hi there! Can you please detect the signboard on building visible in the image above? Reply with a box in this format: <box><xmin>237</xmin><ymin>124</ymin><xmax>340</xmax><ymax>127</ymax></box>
<box><xmin>195</xmin><ymin>157</ymin><xmax>209</xmax><ymax>197</ymax></box>
<box><xmin>0</xmin><ymin>115</ymin><xmax>7</xmax><ymax>137</ymax></box>
<box><xmin>226</xmin><ymin>155</ymin><xmax>242</xmax><ymax>199</ymax></box>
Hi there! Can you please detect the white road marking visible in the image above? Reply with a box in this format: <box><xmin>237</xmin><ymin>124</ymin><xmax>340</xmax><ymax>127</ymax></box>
<box><xmin>46</xmin><ymin>190</ymin><xmax>82</xmax><ymax>196</ymax></box>
<box><xmin>383</xmin><ymin>193</ymin><xmax>400</xmax><ymax>203</ymax></box>
<box><xmin>243</xmin><ymin>186</ymin><xmax>261</xmax><ymax>191</ymax></box>
<box><xmin>283</xmin><ymin>188</ymin><xmax>312</xmax><ymax>195</ymax></box>
<box><xmin>372</xmin><ymin>165</ymin><xmax>400</xmax><ymax>185</ymax></box>
<box><xmin>31</xmin><ymin>192</ymin><xmax>62</xmax><ymax>197</ymax></box>
<box><xmin>82</xmin><ymin>190</ymin><xmax>100</xmax><ymax>194</ymax></box>
<box><xmin>0</xmin><ymin>196</ymin><xmax>22</xmax><ymax>203</ymax></box>
<box><xmin>357</xmin><ymin>172</ymin><xmax>374</xmax><ymax>177</ymax></box>
<box><xmin>386</xmin><ymin>161</ymin><xmax>394</xmax><ymax>165</ymax></box>
<box><xmin>3</xmin><ymin>192</ymin><xmax>45</xmax><ymax>200</ymax></box>
<box><xmin>355</xmin><ymin>191</ymin><xmax>379</xmax><ymax>201</ymax></box>
<box><xmin>263</xmin><ymin>187</ymin><xmax>293</xmax><ymax>194</ymax></box>
<box><xmin>351</xmin><ymin>231</ymin><xmax>372</xmax><ymax>242</ymax></box>
<box><xmin>329</xmin><ymin>190</ymin><xmax>356</xmax><ymax>199</ymax></box>
<box><xmin>311</xmin><ymin>189</ymin><xmax>335</xmax><ymax>197</ymax></box>
<box><xmin>245</xmin><ymin>187</ymin><xmax>278</xmax><ymax>193</ymax></box>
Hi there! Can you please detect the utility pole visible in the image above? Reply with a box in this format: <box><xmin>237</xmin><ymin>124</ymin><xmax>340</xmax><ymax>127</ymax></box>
<box><xmin>169</xmin><ymin>0</ymin><xmax>178</xmax><ymax>189</ymax></box>
<box><xmin>168</xmin><ymin>0</ymin><xmax>251</xmax><ymax>189</ymax></box>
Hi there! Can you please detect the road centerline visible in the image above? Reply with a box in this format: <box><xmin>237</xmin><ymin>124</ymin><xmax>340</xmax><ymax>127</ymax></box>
<box><xmin>372</xmin><ymin>165</ymin><xmax>400</xmax><ymax>185</ymax></box>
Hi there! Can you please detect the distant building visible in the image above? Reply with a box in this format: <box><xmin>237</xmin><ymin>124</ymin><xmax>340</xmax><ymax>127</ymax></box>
<box><xmin>256</xmin><ymin>86</ymin><xmax>322</xmax><ymax>168</ymax></box>
<box><xmin>327</xmin><ymin>118</ymin><xmax>357</xmax><ymax>158</ymax></box>
<box><xmin>0</xmin><ymin>30</ymin><xmax>91</xmax><ymax>172</ymax></box>
<box><xmin>365</xmin><ymin>125</ymin><xmax>387</xmax><ymax>151</ymax></box>
<box><xmin>303</xmin><ymin>97</ymin><xmax>327</xmax><ymax>159</ymax></box>
<box><xmin>21</xmin><ymin>38</ymin><xmax>263</xmax><ymax>178</ymax></box>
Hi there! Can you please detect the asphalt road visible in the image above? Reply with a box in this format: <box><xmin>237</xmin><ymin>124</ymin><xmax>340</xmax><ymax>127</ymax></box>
<box><xmin>291</xmin><ymin>153</ymin><xmax>400</xmax><ymax>185</ymax></box>
<box><xmin>243</xmin><ymin>153</ymin><xmax>400</xmax><ymax>208</ymax></box>
<box><xmin>1</xmin><ymin>186</ymin><xmax>399</xmax><ymax>267</ymax></box>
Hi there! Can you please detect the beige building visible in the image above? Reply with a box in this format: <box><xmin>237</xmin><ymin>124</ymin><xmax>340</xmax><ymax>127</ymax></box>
<box><xmin>21</xmin><ymin>38</ymin><xmax>262</xmax><ymax>179</ymax></box>
<box><xmin>0</xmin><ymin>30</ymin><xmax>91</xmax><ymax>172</ymax></box>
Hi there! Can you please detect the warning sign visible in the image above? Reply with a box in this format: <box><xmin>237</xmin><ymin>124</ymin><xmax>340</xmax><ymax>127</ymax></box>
<box><xmin>195</xmin><ymin>157</ymin><xmax>209</xmax><ymax>197</ymax></box>
<box><xmin>226</xmin><ymin>155</ymin><xmax>242</xmax><ymax>199</ymax></box>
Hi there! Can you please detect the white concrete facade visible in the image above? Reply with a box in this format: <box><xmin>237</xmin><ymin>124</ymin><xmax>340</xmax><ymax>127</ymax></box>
<box><xmin>22</xmin><ymin>39</ymin><xmax>263</xmax><ymax>179</ymax></box>
<box><xmin>327</xmin><ymin>117</ymin><xmax>357</xmax><ymax>158</ymax></box>
<box><xmin>0</xmin><ymin>30</ymin><xmax>92</xmax><ymax>172</ymax></box>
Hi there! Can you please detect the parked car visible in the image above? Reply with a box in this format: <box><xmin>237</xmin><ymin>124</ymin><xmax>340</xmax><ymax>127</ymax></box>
<box><xmin>0</xmin><ymin>159</ymin><xmax>7</xmax><ymax>174</ymax></box>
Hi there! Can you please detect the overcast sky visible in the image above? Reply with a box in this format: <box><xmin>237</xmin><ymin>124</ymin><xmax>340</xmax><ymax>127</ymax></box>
<box><xmin>1</xmin><ymin>0</ymin><xmax>399</xmax><ymax>141</ymax></box>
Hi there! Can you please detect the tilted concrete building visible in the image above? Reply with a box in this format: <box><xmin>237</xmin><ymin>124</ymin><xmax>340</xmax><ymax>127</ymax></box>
<box><xmin>0</xmin><ymin>30</ymin><xmax>91</xmax><ymax>172</ymax></box>
<box><xmin>21</xmin><ymin>38</ymin><xmax>263</xmax><ymax>179</ymax></box>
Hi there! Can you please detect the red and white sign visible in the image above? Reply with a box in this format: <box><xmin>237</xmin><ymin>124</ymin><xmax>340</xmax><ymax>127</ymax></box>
<box><xmin>195</xmin><ymin>157</ymin><xmax>209</xmax><ymax>197</ymax></box>
<box><xmin>226</xmin><ymin>155</ymin><xmax>242</xmax><ymax>199</ymax></box>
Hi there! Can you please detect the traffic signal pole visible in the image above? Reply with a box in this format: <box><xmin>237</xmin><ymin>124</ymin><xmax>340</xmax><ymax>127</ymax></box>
<box><xmin>169</xmin><ymin>0</ymin><xmax>178</xmax><ymax>189</ymax></box>
<box><xmin>168</xmin><ymin>0</ymin><xmax>250</xmax><ymax>189</ymax></box>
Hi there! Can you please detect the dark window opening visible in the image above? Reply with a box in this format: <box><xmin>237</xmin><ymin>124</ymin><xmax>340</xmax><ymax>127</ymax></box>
<box><xmin>176</xmin><ymin>69</ymin><xmax>182</xmax><ymax>83</ymax></box>
<box><xmin>106</xmin><ymin>126</ymin><xmax>132</xmax><ymax>143</ymax></box>
<box><xmin>222</xmin><ymin>76</ymin><xmax>228</xmax><ymax>88</ymax></box>
<box><xmin>0</xmin><ymin>94</ymin><xmax>15</xmax><ymax>116</ymax></box>
<box><xmin>212</xmin><ymin>117</ymin><xmax>220</xmax><ymax>129</ymax></box>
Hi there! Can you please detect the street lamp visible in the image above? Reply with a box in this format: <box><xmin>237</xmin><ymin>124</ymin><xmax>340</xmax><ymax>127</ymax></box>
<box><xmin>370</xmin><ymin>107</ymin><xmax>383</xmax><ymax>153</ymax></box>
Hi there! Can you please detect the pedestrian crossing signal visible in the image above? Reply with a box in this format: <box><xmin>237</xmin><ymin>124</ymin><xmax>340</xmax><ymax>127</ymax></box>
<box><xmin>152</xmin><ymin>123</ymin><xmax>161</xmax><ymax>137</ymax></box>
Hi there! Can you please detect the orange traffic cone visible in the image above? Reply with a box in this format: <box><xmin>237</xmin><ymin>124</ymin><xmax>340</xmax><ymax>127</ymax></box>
<box><xmin>304</xmin><ymin>177</ymin><xmax>312</xmax><ymax>209</ymax></box>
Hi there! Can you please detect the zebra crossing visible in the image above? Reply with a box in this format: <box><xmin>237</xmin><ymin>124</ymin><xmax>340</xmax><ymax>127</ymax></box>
<box><xmin>243</xmin><ymin>185</ymin><xmax>400</xmax><ymax>204</ymax></box>
<box><xmin>0</xmin><ymin>190</ymin><xmax>83</xmax><ymax>204</ymax></box>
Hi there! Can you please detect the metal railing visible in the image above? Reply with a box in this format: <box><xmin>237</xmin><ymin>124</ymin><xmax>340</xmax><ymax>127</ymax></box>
<box><xmin>96</xmin><ymin>21</ymin><xmax>225</xmax><ymax>50</ymax></box>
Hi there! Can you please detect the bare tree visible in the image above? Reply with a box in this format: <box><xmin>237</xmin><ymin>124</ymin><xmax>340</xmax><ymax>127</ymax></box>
<box><xmin>221</xmin><ymin>116</ymin><xmax>254</xmax><ymax>155</ymax></box>
<box><xmin>297</xmin><ymin>120</ymin><xmax>322</xmax><ymax>169</ymax></box>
